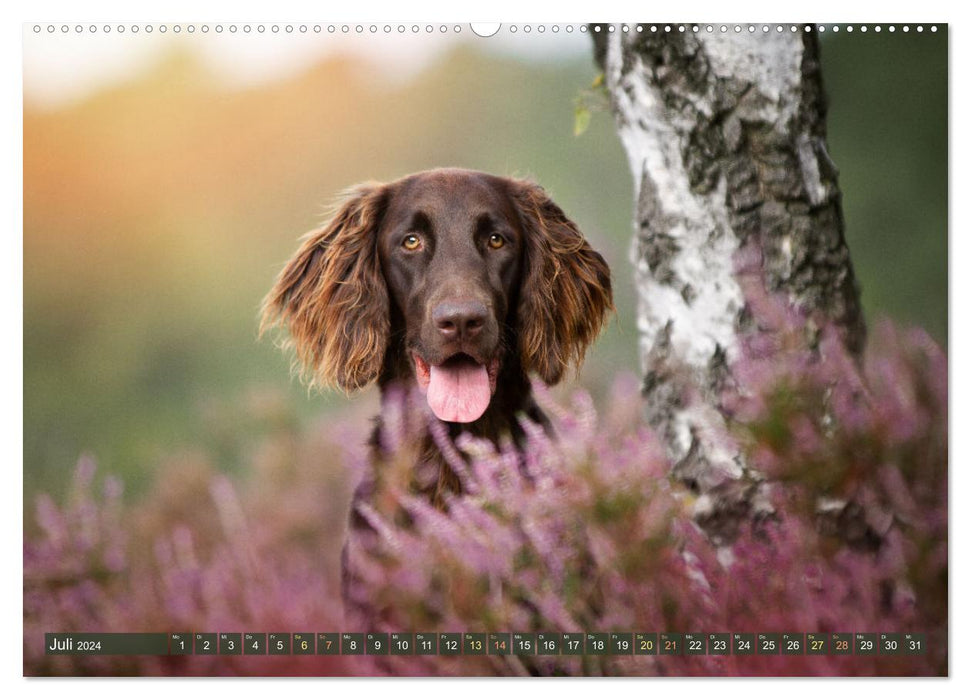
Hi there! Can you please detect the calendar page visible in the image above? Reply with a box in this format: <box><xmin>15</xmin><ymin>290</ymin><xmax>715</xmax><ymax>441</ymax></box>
<box><xmin>22</xmin><ymin>19</ymin><xmax>948</xmax><ymax>677</ymax></box>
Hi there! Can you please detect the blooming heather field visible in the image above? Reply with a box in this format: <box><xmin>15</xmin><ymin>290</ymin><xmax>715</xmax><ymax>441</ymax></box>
<box><xmin>23</xmin><ymin>295</ymin><xmax>947</xmax><ymax>676</ymax></box>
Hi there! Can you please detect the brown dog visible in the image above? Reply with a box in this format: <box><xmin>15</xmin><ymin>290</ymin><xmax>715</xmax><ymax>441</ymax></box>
<box><xmin>262</xmin><ymin>168</ymin><xmax>612</xmax><ymax>624</ymax></box>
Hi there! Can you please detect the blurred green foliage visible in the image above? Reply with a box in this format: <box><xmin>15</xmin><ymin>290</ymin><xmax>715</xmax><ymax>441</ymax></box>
<box><xmin>820</xmin><ymin>30</ymin><xmax>947</xmax><ymax>344</ymax></box>
<box><xmin>23</xmin><ymin>33</ymin><xmax>946</xmax><ymax>503</ymax></box>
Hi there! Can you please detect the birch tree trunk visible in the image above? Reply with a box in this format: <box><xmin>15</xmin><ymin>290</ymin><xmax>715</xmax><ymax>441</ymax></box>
<box><xmin>592</xmin><ymin>28</ymin><xmax>865</xmax><ymax>538</ymax></box>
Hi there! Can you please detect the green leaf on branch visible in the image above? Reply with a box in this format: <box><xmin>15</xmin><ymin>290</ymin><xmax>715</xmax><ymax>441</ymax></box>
<box><xmin>573</xmin><ymin>72</ymin><xmax>608</xmax><ymax>138</ymax></box>
<box><xmin>574</xmin><ymin>105</ymin><xmax>592</xmax><ymax>137</ymax></box>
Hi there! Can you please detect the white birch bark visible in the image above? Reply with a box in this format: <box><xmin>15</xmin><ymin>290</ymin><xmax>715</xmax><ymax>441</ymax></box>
<box><xmin>593</xmin><ymin>28</ymin><xmax>864</xmax><ymax>540</ymax></box>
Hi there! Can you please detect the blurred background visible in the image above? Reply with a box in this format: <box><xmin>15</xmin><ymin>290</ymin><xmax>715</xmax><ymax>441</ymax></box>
<box><xmin>23</xmin><ymin>26</ymin><xmax>947</xmax><ymax>506</ymax></box>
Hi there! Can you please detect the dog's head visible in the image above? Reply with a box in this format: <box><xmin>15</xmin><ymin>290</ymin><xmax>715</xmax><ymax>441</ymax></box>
<box><xmin>261</xmin><ymin>168</ymin><xmax>613</xmax><ymax>423</ymax></box>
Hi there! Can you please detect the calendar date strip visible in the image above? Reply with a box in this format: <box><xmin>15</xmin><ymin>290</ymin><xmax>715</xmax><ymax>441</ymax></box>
<box><xmin>45</xmin><ymin>631</ymin><xmax>927</xmax><ymax>656</ymax></box>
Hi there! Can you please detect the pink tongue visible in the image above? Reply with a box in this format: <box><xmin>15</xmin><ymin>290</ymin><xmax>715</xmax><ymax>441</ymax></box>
<box><xmin>427</xmin><ymin>360</ymin><xmax>491</xmax><ymax>423</ymax></box>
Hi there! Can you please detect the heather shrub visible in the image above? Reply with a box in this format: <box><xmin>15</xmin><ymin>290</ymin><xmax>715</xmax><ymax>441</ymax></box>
<box><xmin>24</xmin><ymin>307</ymin><xmax>947</xmax><ymax>676</ymax></box>
<box><xmin>24</xmin><ymin>394</ymin><xmax>362</xmax><ymax>676</ymax></box>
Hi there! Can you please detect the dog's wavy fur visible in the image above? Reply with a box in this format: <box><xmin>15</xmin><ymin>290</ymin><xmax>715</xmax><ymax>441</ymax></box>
<box><xmin>261</xmin><ymin>183</ymin><xmax>390</xmax><ymax>392</ymax></box>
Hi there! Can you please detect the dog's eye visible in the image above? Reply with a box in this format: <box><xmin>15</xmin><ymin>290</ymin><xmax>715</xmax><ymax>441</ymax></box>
<box><xmin>402</xmin><ymin>234</ymin><xmax>422</xmax><ymax>251</ymax></box>
<box><xmin>487</xmin><ymin>233</ymin><xmax>505</xmax><ymax>250</ymax></box>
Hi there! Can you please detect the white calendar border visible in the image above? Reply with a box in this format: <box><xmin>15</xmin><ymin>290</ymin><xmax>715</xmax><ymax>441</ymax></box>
<box><xmin>4</xmin><ymin>0</ymin><xmax>964</xmax><ymax>696</ymax></box>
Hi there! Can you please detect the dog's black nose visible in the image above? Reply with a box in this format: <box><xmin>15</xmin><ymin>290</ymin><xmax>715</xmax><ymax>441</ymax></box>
<box><xmin>433</xmin><ymin>300</ymin><xmax>488</xmax><ymax>341</ymax></box>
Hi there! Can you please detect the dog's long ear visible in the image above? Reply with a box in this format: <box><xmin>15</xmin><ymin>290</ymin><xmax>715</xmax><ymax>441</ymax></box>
<box><xmin>511</xmin><ymin>180</ymin><xmax>614</xmax><ymax>384</ymax></box>
<box><xmin>261</xmin><ymin>183</ymin><xmax>389</xmax><ymax>392</ymax></box>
